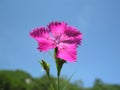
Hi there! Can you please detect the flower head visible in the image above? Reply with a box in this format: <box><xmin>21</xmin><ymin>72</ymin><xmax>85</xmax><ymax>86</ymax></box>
<box><xmin>30</xmin><ymin>21</ymin><xmax>82</xmax><ymax>62</ymax></box>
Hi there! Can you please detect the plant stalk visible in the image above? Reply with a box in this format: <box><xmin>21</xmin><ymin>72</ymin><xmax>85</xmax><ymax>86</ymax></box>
<box><xmin>58</xmin><ymin>75</ymin><xmax>60</xmax><ymax>90</ymax></box>
<box><xmin>47</xmin><ymin>76</ymin><xmax>55</xmax><ymax>90</ymax></box>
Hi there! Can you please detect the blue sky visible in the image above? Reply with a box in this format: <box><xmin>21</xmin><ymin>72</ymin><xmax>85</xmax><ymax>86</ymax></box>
<box><xmin>0</xmin><ymin>0</ymin><xmax>120</xmax><ymax>87</ymax></box>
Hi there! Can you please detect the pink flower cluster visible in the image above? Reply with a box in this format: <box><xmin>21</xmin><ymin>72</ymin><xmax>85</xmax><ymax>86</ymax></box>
<box><xmin>30</xmin><ymin>22</ymin><xmax>82</xmax><ymax>62</ymax></box>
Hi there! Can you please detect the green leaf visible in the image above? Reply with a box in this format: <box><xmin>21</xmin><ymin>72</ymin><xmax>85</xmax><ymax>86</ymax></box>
<box><xmin>62</xmin><ymin>73</ymin><xmax>74</xmax><ymax>90</ymax></box>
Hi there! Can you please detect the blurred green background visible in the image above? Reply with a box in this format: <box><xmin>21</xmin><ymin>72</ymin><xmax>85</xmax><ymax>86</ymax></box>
<box><xmin>0</xmin><ymin>70</ymin><xmax>120</xmax><ymax>90</ymax></box>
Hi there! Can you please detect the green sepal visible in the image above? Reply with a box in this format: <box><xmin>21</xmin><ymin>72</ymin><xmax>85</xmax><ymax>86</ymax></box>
<box><xmin>54</xmin><ymin>48</ymin><xmax>66</xmax><ymax>77</ymax></box>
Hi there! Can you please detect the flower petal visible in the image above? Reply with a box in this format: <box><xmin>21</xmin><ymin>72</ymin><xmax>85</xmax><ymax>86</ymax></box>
<box><xmin>64</xmin><ymin>26</ymin><xmax>81</xmax><ymax>37</ymax></box>
<box><xmin>30</xmin><ymin>27</ymin><xmax>56</xmax><ymax>52</ymax></box>
<box><xmin>48</xmin><ymin>21</ymin><xmax>66</xmax><ymax>37</ymax></box>
<box><xmin>61</xmin><ymin>35</ymin><xmax>82</xmax><ymax>45</ymax></box>
<box><xmin>30</xmin><ymin>27</ymin><xmax>50</xmax><ymax>40</ymax></box>
<box><xmin>37</xmin><ymin>39</ymin><xmax>55</xmax><ymax>52</ymax></box>
<box><xmin>61</xmin><ymin>26</ymin><xmax>82</xmax><ymax>45</ymax></box>
<box><xmin>56</xmin><ymin>43</ymin><xmax>77</xmax><ymax>62</ymax></box>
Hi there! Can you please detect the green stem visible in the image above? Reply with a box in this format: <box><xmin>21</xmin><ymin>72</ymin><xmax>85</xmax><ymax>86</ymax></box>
<box><xmin>54</xmin><ymin>48</ymin><xmax>66</xmax><ymax>90</ymax></box>
<box><xmin>58</xmin><ymin>75</ymin><xmax>60</xmax><ymax>90</ymax></box>
<box><xmin>47</xmin><ymin>76</ymin><xmax>55</xmax><ymax>90</ymax></box>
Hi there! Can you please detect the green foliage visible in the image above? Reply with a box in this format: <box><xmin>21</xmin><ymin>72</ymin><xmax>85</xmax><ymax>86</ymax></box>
<box><xmin>92</xmin><ymin>79</ymin><xmax>120</xmax><ymax>90</ymax></box>
<box><xmin>0</xmin><ymin>70</ymin><xmax>120</xmax><ymax>90</ymax></box>
<box><xmin>0</xmin><ymin>70</ymin><xmax>31</xmax><ymax>90</ymax></box>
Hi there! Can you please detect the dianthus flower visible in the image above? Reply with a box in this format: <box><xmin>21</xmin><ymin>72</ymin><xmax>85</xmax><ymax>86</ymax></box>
<box><xmin>30</xmin><ymin>22</ymin><xmax>82</xmax><ymax>62</ymax></box>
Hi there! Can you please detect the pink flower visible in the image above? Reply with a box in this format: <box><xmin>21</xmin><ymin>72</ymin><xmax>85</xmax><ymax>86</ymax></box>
<box><xmin>30</xmin><ymin>21</ymin><xmax>82</xmax><ymax>62</ymax></box>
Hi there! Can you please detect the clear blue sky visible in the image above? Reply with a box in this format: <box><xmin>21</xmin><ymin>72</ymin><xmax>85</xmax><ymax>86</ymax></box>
<box><xmin>0</xmin><ymin>0</ymin><xmax>120</xmax><ymax>87</ymax></box>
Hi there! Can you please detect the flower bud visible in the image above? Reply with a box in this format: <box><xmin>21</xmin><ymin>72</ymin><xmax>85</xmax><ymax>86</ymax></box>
<box><xmin>40</xmin><ymin>60</ymin><xmax>50</xmax><ymax>77</ymax></box>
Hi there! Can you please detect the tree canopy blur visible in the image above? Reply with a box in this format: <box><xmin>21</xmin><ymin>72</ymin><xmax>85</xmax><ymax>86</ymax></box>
<box><xmin>0</xmin><ymin>70</ymin><xmax>120</xmax><ymax>90</ymax></box>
